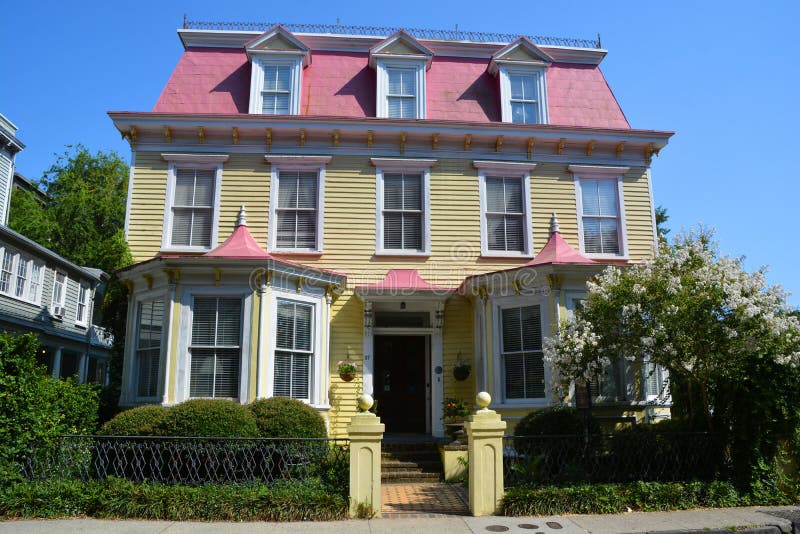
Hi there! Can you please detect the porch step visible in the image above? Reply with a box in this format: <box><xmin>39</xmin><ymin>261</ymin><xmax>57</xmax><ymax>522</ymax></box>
<box><xmin>381</xmin><ymin>442</ymin><xmax>443</xmax><ymax>483</ymax></box>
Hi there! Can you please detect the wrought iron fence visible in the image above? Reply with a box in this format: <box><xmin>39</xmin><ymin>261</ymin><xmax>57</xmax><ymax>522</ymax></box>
<box><xmin>183</xmin><ymin>20</ymin><xmax>601</xmax><ymax>49</ymax></box>
<box><xmin>504</xmin><ymin>432</ymin><xmax>727</xmax><ymax>488</ymax></box>
<box><xmin>22</xmin><ymin>435</ymin><xmax>349</xmax><ymax>486</ymax></box>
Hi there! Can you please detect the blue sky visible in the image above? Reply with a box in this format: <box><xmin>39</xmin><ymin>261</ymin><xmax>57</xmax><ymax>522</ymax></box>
<box><xmin>2</xmin><ymin>0</ymin><xmax>798</xmax><ymax>306</ymax></box>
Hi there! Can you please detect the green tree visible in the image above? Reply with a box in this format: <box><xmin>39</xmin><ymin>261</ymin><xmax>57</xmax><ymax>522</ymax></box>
<box><xmin>655</xmin><ymin>205</ymin><xmax>670</xmax><ymax>241</ymax></box>
<box><xmin>545</xmin><ymin>229</ymin><xmax>800</xmax><ymax>489</ymax></box>
<box><xmin>8</xmin><ymin>146</ymin><xmax>133</xmax><ymax>422</ymax></box>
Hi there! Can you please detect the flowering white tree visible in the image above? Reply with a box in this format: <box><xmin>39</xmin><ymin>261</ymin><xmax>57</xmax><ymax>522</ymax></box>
<box><xmin>545</xmin><ymin>229</ymin><xmax>800</xmax><ymax>485</ymax></box>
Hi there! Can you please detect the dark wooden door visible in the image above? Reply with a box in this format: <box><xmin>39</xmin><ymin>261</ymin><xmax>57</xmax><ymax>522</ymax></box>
<box><xmin>374</xmin><ymin>335</ymin><xmax>427</xmax><ymax>433</ymax></box>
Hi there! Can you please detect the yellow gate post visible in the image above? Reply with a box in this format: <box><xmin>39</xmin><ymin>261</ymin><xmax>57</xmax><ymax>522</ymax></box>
<box><xmin>464</xmin><ymin>391</ymin><xmax>507</xmax><ymax>516</ymax></box>
<box><xmin>347</xmin><ymin>393</ymin><xmax>385</xmax><ymax>518</ymax></box>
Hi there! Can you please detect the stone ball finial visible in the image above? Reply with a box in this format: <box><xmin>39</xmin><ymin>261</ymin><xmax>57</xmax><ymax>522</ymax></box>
<box><xmin>236</xmin><ymin>205</ymin><xmax>247</xmax><ymax>227</ymax></box>
<box><xmin>476</xmin><ymin>391</ymin><xmax>492</xmax><ymax>410</ymax></box>
<box><xmin>549</xmin><ymin>212</ymin><xmax>560</xmax><ymax>236</ymax></box>
<box><xmin>357</xmin><ymin>393</ymin><xmax>374</xmax><ymax>412</ymax></box>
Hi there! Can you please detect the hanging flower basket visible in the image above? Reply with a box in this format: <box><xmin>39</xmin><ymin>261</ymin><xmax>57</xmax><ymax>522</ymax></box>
<box><xmin>453</xmin><ymin>362</ymin><xmax>471</xmax><ymax>381</ymax></box>
<box><xmin>337</xmin><ymin>360</ymin><xmax>358</xmax><ymax>382</ymax></box>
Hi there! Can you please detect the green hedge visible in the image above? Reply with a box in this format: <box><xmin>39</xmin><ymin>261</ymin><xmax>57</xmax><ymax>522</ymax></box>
<box><xmin>98</xmin><ymin>405</ymin><xmax>169</xmax><ymax>436</ymax></box>
<box><xmin>248</xmin><ymin>398</ymin><xmax>327</xmax><ymax>438</ymax></box>
<box><xmin>155</xmin><ymin>399</ymin><xmax>259</xmax><ymax>438</ymax></box>
<box><xmin>502</xmin><ymin>480</ymin><xmax>797</xmax><ymax>516</ymax></box>
<box><xmin>0</xmin><ymin>478</ymin><xmax>347</xmax><ymax>521</ymax></box>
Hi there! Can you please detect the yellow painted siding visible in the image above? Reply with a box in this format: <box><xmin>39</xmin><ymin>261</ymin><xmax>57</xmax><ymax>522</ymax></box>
<box><xmin>442</xmin><ymin>295</ymin><xmax>475</xmax><ymax>403</ymax></box>
<box><xmin>327</xmin><ymin>292</ymin><xmax>364</xmax><ymax>436</ymax></box>
<box><xmin>622</xmin><ymin>169</ymin><xmax>656</xmax><ymax>262</ymax></box>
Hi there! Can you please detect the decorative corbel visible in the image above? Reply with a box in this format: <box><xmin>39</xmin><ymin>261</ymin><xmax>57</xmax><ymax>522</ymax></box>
<box><xmin>129</xmin><ymin>126</ymin><xmax>137</xmax><ymax>147</ymax></box>
<box><xmin>363</xmin><ymin>301</ymin><xmax>373</xmax><ymax>334</ymax></box>
<box><xmin>325</xmin><ymin>283</ymin><xmax>339</xmax><ymax>304</ymax></box>
<box><xmin>556</xmin><ymin>138</ymin><xmax>566</xmax><ymax>155</ymax></box>
<box><xmin>299</xmin><ymin>128</ymin><xmax>306</xmax><ymax>146</ymax></box>
<box><xmin>495</xmin><ymin>135</ymin><xmax>503</xmax><ymax>153</ymax></box>
<box><xmin>464</xmin><ymin>134</ymin><xmax>472</xmax><ymax>151</ymax></box>
<box><xmin>645</xmin><ymin>143</ymin><xmax>655</xmax><ymax>164</ymax></box>
<box><xmin>164</xmin><ymin>126</ymin><xmax>172</xmax><ymax>143</ymax></box>
<box><xmin>197</xmin><ymin>126</ymin><xmax>206</xmax><ymax>144</ymax></box>
<box><xmin>527</xmin><ymin>137</ymin><xmax>535</xmax><ymax>159</ymax></box>
<box><xmin>476</xmin><ymin>285</ymin><xmax>488</xmax><ymax>300</ymax></box>
<box><xmin>546</xmin><ymin>273</ymin><xmax>563</xmax><ymax>291</ymax></box>
<box><xmin>295</xmin><ymin>276</ymin><xmax>305</xmax><ymax>292</ymax></box>
<box><xmin>232</xmin><ymin>127</ymin><xmax>239</xmax><ymax>145</ymax></box>
<box><xmin>616</xmin><ymin>141</ymin><xmax>625</xmax><ymax>158</ymax></box>
<box><xmin>121</xmin><ymin>279</ymin><xmax>134</xmax><ymax>294</ymax></box>
<box><xmin>511</xmin><ymin>279</ymin><xmax>522</xmax><ymax>295</ymax></box>
<box><xmin>214</xmin><ymin>268</ymin><xmax>221</xmax><ymax>287</ymax></box>
<box><xmin>434</xmin><ymin>302</ymin><xmax>445</xmax><ymax>332</ymax></box>
<box><xmin>431</xmin><ymin>133</ymin><xmax>439</xmax><ymax>150</ymax></box>
<box><xmin>399</xmin><ymin>132</ymin><xmax>407</xmax><ymax>154</ymax></box>
<box><xmin>162</xmin><ymin>268</ymin><xmax>181</xmax><ymax>285</ymax></box>
<box><xmin>142</xmin><ymin>274</ymin><xmax>153</xmax><ymax>290</ymax></box>
<box><xmin>586</xmin><ymin>140</ymin><xmax>595</xmax><ymax>156</ymax></box>
<box><xmin>266</xmin><ymin>128</ymin><xmax>272</xmax><ymax>152</ymax></box>
<box><xmin>332</xmin><ymin>129</ymin><xmax>340</xmax><ymax>147</ymax></box>
<box><xmin>366</xmin><ymin>130</ymin><xmax>374</xmax><ymax>148</ymax></box>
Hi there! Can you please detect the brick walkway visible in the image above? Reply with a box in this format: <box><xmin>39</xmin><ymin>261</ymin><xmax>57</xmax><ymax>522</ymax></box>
<box><xmin>381</xmin><ymin>482</ymin><xmax>469</xmax><ymax>518</ymax></box>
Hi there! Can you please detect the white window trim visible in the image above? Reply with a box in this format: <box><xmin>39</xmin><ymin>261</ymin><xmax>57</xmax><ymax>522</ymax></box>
<box><xmin>643</xmin><ymin>356</ymin><xmax>670</xmax><ymax>403</ymax></box>
<box><xmin>475</xmin><ymin>161</ymin><xmax>536</xmax><ymax>258</ymax></box>
<box><xmin>266</xmin><ymin>289</ymin><xmax>325</xmax><ymax>407</ymax></box>
<box><xmin>160</xmin><ymin>154</ymin><xmax>227</xmax><ymax>253</ymax></box>
<box><xmin>248</xmin><ymin>54</ymin><xmax>304</xmax><ymax>115</ymax></box>
<box><xmin>0</xmin><ymin>247</ymin><xmax>43</xmax><ymax>306</ymax></box>
<box><xmin>129</xmin><ymin>292</ymin><xmax>167</xmax><ymax>403</ymax></box>
<box><xmin>75</xmin><ymin>282</ymin><xmax>90</xmax><ymax>327</ymax></box>
<box><xmin>570</xmin><ymin>165</ymin><xmax>630</xmax><ymax>260</ymax></box>
<box><xmin>266</xmin><ymin>155</ymin><xmax>330</xmax><ymax>255</ymax></box>
<box><xmin>176</xmin><ymin>288</ymin><xmax>253</xmax><ymax>404</ymax></box>
<box><xmin>498</xmin><ymin>64</ymin><xmax>549</xmax><ymax>124</ymax></box>
<box><xmin>491</xmin><ymin>294</ymin><xmax>551</xmax><ymax>407</ymax></box>
<box><xmin>376</xmin><ymin>58</ymin><xmax>427</xmax><ymax>119</ymax></box>
<box><xmin>372</xmin><ymin>158</ymin><xmax>435</xmax><ymax>256</ymax></box>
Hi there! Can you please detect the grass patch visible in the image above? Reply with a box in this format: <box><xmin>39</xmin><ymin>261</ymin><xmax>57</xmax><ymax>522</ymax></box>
<box><xmin>0</xmin><ymin>478</ymin><xmax>348</xmax><ymax>521</ymax></box>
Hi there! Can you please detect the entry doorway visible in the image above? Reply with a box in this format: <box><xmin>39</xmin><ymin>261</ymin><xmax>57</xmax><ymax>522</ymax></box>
<box><xmin>374</xmin><ymin>335</ymin><xmax>429</xmax><ymax>434</ymax></box>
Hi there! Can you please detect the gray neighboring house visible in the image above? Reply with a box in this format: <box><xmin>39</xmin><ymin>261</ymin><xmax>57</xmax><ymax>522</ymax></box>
<box><xmin>0</xmin><ymin>113</ymin><xmax>113</xmax><ymax>383</ymax></box>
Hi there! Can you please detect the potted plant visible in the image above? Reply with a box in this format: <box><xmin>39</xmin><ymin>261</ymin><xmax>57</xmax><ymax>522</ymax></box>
<box><xmin>337</xmin><ymin>360</ymin><xmax>358</xmax><ymax>382</ymax></box>
<box><xmin>443</xmin><ymin>397</ymin><xmax>472</xmax><ymax>443</ymax></box>
<box><xmin>453</xmin><ymin>355</ymin><xmax>471</xmax><ymax>381</ymax></box>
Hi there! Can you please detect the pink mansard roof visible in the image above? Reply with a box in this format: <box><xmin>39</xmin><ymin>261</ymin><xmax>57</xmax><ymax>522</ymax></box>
<box><xmin>153</xmin><ymin>47</ymin><xmax>629</xmax><ymax>129</ymax></box>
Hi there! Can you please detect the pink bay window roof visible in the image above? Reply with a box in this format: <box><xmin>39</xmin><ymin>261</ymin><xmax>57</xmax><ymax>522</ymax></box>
<box><xmin>356</xmin><ymin>269</ymin><xmax>454</xmax><ymax>296</ymax></box>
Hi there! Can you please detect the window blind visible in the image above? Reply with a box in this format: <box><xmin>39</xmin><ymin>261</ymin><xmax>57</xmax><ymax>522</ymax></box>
<box><xmin>262</xmin><ymin>64</ymin><xmax>291</xmax><ymax>115</ymax></box>
<box><xmin>383</xmin><ymin>173</ymin><xmax>423</xmax><ymax>250</ymax></box>
<box><xmin>387</xmin><ymin>68</ymin><xmax>416</xmax><ymax>118</ymax></box>
<box><xmin>274</xmin><ymin>300</ymin><xmax>313</xmax><ymax>401</ymax></box>
<box><xmin>581</xmin><ymin>179</ymin><xmax>620</xmax><ymax>254</ymax></box>
<box><xmin>136</xmin><ymin>299</ymin><xmax>164</xmax><ymax>398</ymax></box>
<box><xmin>501</xmin><ymin>305</ymin><xmax>545</xmax><ymax>399</ymax></box>
<box><xmin>171</xmin><ymin>168</ymin><xmax>215</xmax><ymax>248</ymax></box>
<box><xmin>189</xmin><ymin>297</ymin><xmax>242</xmax><ymax>399</ymax></box>
<box><xmin>485</xmin><ymin>176</ymin><xmax>525</xmax><ymax>252</ymax></box>
<box><xmin>276</xmin><ymin>171</ymin><xmax>318</xmax><ymax>249</ymax></box>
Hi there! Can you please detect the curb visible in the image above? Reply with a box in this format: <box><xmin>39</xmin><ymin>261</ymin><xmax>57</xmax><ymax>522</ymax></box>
<box><xmin>638</xmin><ymin>527</ymin><xmax>785</xmax><ymax>534</ymax></box>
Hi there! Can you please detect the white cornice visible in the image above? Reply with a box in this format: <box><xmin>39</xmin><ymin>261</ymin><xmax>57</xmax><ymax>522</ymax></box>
<box><xmin>177</xmin><ymin>29</ymin><xmax>607</xmax><ymax>65</ymax></box>
<box><xmin>264</xmin><ymin>155</ymin><xmax>332</xmax><ymax>166</ymax></box>
<box><xmin>473</xmin><ymin>160</ymin><xmax>538</xmax><ymax>172</ymax></box>
<box><xmin>568</xmin><ymin>164</ymin><xmax>631</xmax><ymax>175</ymax></box>
<box><xmin>370</xmin><ymin>157</ymin><xmax>437</xmax><ymax>170</ymax></box>
<box><xmin>161</xmin><ymin>153</ymin><xmax>230</xmax><ymax>163</ymax></box>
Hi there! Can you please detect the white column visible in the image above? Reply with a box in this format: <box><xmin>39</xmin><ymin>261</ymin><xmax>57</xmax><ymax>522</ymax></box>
<box><xmin>431</xmin><ymin>301</ymin><xmax>445</xmax><ymax>438</ymax></box>
<box><xmin>78</xmin><ymin>353</ymin><xmax>88</xmax><ymax>383</ymax></box>
<box><xmin>362</xmin><ymin>300</ymin><xmax>374</xmax><ymax>396</ymax></box>
<box><xmin>320</xmin><ymin>290</ymin><xmax>332</xmax><ymax>407</ymax></box>
<box><xmin>52</xmin><ymin>347</ymin><xmax>63</xmax><ymax>379</ymax></box>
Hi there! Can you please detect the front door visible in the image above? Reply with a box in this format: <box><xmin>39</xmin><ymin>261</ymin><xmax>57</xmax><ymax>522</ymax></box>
<box><xmin>374</xmin><ymin>335</ymin><xmax>427</xmax><ymax>433</ymax></box>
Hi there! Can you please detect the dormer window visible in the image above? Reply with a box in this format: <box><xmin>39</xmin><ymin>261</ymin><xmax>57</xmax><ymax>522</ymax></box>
<box><xmin>245</xmin><ymin>26</ymin><xmax>310</xmax><ymax>116</ymax></box>
<box><xmin>490</xmin><ymin>37</ymin><xmax>552</xmax><ymax>125</ymax></box>
<box><xmin>370</xmin><ymin>31</ymin><xmax>433</xmax><ymax>120</ymax></box>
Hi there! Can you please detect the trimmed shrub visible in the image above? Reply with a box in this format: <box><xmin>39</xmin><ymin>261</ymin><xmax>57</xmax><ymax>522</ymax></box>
<box><xmin>98</xmin><ymin>405</ymin><xmax>170</xmax><ymax>436</ymax></box>
<box><xmin>514</xmin><ymin>406</ymin><xmax>600</xmax><ymax>437</ymax></box>
<box><xmin>248</xmin><ymin>398</ymin><xmax>327</xmax><ymax>438</ymax></box>
<box><xmin>155</xmin><ymin>399</ymin><xmax>258</xmax><ymax>437</ymax></box>
<box><xmin>0</xmin><ymin>478</ymin><xmax>348</xmax><ymax>521</ymax></box>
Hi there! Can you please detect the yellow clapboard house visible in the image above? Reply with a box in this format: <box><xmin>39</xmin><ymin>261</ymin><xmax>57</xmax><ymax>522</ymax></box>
<box><xmin>112</xmin><ymin>23</ymin><xmax>673</xmax><ymax>437</ymax></box>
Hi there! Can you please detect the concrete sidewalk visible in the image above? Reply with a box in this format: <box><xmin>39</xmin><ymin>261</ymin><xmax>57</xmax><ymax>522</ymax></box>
<box><xmin>0</xmin><ymin>506</ymin><xmax>796</xmax><ymax>534</ymax></box>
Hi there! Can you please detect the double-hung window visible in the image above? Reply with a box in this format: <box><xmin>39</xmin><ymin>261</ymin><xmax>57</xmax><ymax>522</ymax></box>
<box><xmin>135</xmin><ymin>299</ymin><xmax>164</xmax><ymax>399</ymax></box>
<box><xmin>51</xmin><ymin>272</ymin><xmax>66</xmax><ymax>312</ymax></box>
<box><xmin>0</xmin><ymin>250</ymin><xmax>13</xmax><ymax>293</ymax></box>
<box><xmin>376</xmin><ymin>60</ymin><xmax>426</xmax><ymax>119</ymax></box>
<box><xmin>571</xmin><ymin>166</ymin><xmax>629</xmax><ymax>257</ymax></box>
<box><xmin>189</xmin><ymin>297</ymin><xmax>242</xmax><ymax>399</ymax></box>
<box><xmin>76</xmin><ymin>284</ymin><xmax>89</xmax><ymax>325</ymax></box>
<box><xmin>373</xmin><ymin>158</ymin><xmax>434</xmax><ymax>255</ymax></box>
<box><xmin>476</xmin><ymin>161</ymin><xmax>536</xmax><ymax>257</ymax></box>
<box><xmin>498</xmin><ymin>67</ymin><xmax>548</xmax><ymax>124</ymax></box>
<box><xmin>267</xmin><ymin>156</ymin><xmax>329</xmax><ymax>254</ymax></box>
<box><xmin>261</xmin><ymin>64</ymin><xmax>292</xmax><ymax>115</ymax></box>
<box><xmin>245</xmin><ymin>27</ymin><xmax>308</xmax><ymax>116</ymax></box>
<box><xmin>162</xmin><ymin>154</ymin><xmax>226</xmax><ymax>252</ymax></box>
<box><xmin>274</xmin><ymin>300</ymin><xmax>314</xmax><ymax>401</ymax></box>
<box><xmin>14</xmin><ymin>256</ymin><xmax>29</xmax><ymax>298</ymax></box>
<box><xmin>500</xmin><ymin>304</ymin><xmax>546</xmax><ymax>401</ymax></box>
<box><xmin>27</xmin><ymin>263</ymin><xmax>42</xmax><ymax>303</ymax></box>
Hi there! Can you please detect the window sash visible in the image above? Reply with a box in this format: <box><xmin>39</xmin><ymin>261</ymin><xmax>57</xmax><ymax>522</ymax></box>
<box><xmin>386</xmin><ymin>68</ymin><xmax>417</xmax><ymax>119</ymax></box>
<box><xmin>14</xmin><ymin>257</ymin><xmax>28</xmax><ymax>298</ymax></box>
<box><xmin>76</xmin><ymin>285</ymin><xmax>88</xmax><ymax>323</ymax></box>
<box><xmin>501</xmin><ymin>305</ymin><xmax>545</xmax><ymax>400</ymax></box>
<box><xmin>382</xmin><ymin>173</ymin><xmax>423</xmax><ymax>250</ymax></box>
<box><xmin>189</xmin><ymin>297</ymin><xmax>242</xmax><ymax>399</ymax></box>
<box><xmin>135</xmin><ymin>299</ymin><xmax>164</xmax><ymax>398</ymax></box>
<box><xmin>275</xmin><ymin>171</ymin><xmax>319</xmax><ymax>249</ymax></box>
<box><xmin>0</xmin><ymin>251</ymin><xmax>13</xmax><ymax>293</ymax></box>
<box><xmin>52</xmin><ymin>272</ymin><xmax>66</xmax><ymax>307</ymax></box>
<box><xmin>261</xmin><ymin>65</ymin><xmax>292</xmax><ymax>115</ymax></box>
<box><xmin>581</xmin><ymin>179</ymin><xmax>621</xmax><ymax>255</ymax></box>
<box><xmin>170</xmin><ymin>168</ymin><xmax>215</xmax><ymax>248</ymax></box>
<box><xmin>274</xmin><ymin>300</ymin><xmax>314</xmax><ymax>401</ymax></box>
<box><xmin>27</xmin><ymin>264</ymin><xmax>41</xmax><ymax>302</ymax></box>
<box><xmin>485</xmin><ymin>176</ymin><xmax>525</xmax><ymax>252</ymax></box>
